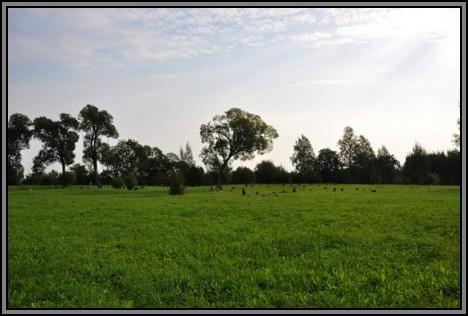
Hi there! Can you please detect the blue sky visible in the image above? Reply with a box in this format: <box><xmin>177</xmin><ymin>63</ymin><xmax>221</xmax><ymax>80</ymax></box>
<box><xmin>8</xmin><ymin>7</ymin><xmax>461</xmax><ymax>174</ymax></box>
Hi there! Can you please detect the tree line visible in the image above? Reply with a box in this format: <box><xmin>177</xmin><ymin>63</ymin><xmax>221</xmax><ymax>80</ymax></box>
<box><xmin>8</xmin><ymin>105</ymin><xmax>460</xmax><ymax>188</ymax></box>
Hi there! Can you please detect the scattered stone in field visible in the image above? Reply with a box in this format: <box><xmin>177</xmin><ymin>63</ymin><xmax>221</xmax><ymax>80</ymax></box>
<box><xmin>242</xmin><ymin>188</ymin><xmax>246</xmax><ymax>196</ymax></box>
<box><xmin>341</xmin><ymin>188</ymin><xmax>344</xmax><ymax>191</ymax></box>
<box><xmin>333</xmin><ymin>188</ymin><xmax>336</xmax><ymax>192</ymax></box>
<box><xmin>256</xmin><ymin>191</ymin><xmax>259</xmax><ymax>195</ymax></box>
<box><xmin>371</xmin><ymin>190</ymin><xmax>377</xmax><ymax>192</ymax></box>
<box><xmin>292</xmin><ymin>187</ymin><xmax>296</xmax><ymax>193</ymax></box>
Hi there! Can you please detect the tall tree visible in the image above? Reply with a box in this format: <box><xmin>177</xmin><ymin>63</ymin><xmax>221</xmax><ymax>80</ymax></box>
<box><xmin>315</xmin><ymin>148</ymin><xmax>340</xmax><ymax>183</ymax></box>
<box><xmin>376</xmin><ymin>146</ymin><xmax>400</xmax><ymax>184</ymax></box>
<box><xmin>179</xmin><ymin>142</ymin><xmax>195</xmax><ymax>166</ymax></box>
<box><xmin>403</xmin><ymin>142</ymin><xmax>430</xmax><ymax>184</ymax></box>
<box><xmin>200</xmin><ymin>108</ymin><xmax>278</xmax><ymax>189</ymax></box>
<box><xmin>337</xmin><ymin>126</ymin><xmax>357</xmax><ymax>169</ymax></box>
<box><xmin>79</xmin><ymin>104</ymin><xmax>119</xmax><ymax>187</ymax></box>
<box><xmin>101</xmin><ymin>139</ymin><xmax>145</xmax><ymax>178</ymax></box>
<box><xmin>33</xmin><ymin>113</ymin><xmax>80</xmax><ymax>187</ymax></box>
<box><xmin>290</xmin><ymin>135</ymin><xmax>316</xmax><ymax>182</ymax></box>
<box><xmin>8</xmin><ymin>113</ymin><xmax>32</xmax><ymax>184</ymax></box>
<box><xmin>352</xmin><ymin>135</ymin><xmax>377</xmax><ymax>183</ymax></box>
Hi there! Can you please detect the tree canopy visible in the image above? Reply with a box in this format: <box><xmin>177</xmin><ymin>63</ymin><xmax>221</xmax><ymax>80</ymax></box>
<box><xmin>200</xmin><ymin>107</ymin><xmax>278</xmax><ymax>188</ymax></box>
<box><xmin>8</xmin><ymin>113</ymin><xmax>32</xmax><ymax>185</ymax></box>
<box><xmin>33</xmin><ymin>113</ymin><xmax>80</xmax><ymax>187</ymax></box>
<box><xmin>79</xmin><ymin>104</ymin><xmax>119</xmax><ymax>187</ymax></box>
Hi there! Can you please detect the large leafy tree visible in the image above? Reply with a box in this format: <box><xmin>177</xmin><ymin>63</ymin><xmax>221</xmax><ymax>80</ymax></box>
<box><xmin>79</xmin><ymin>104</ymin><xmax>119</xmax><ymax>187</ymax></box>
<box><xmin>337</xmin><ymin>127</ymin><xmax>377</xmax><ymax>183</ymax></box>
<box><xmin>8</xmin><ymin>113</ymin><xmax>33</xmax><ymax>184</ymax></box>
<box><xmin>200</xmin><ymin>108</ymin><xmax>278</xmax><ymax>189</ymax></box>
<box><xmin>290</xmin><ymin>134</ymin><xmax>316</xmax><ymax>182</ymax></box>
<box><xmin>403</xmin><ymin>142</ymin><xmax>430</xmax><ymax>184</ymax></box>
<box><xmin>101</xmin><ymin>139</ymin><xmax>145</xmax><ymax>178</ymax></box>
<box><xmin>33</xmin><ymin>113</ymin><xmax>80</xmax><ymax>187</ymax></box>
<box><xmin>315</xmin><ymin>148</ymin><xmax>340</xmax><ymax>183</ymax></box>
<box><xmin>337</xmin><ymin>126</ymin><xmax>357</xmax><ymax>169</ymax></box>
<box><xmin>376</xmin><ymin>146</ymin><xmax>400</xmax><ymax>184</ymax></box>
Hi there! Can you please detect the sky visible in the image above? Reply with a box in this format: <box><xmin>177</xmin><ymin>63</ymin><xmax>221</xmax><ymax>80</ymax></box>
<box><xmin>7</xmin><ymin>6</ymin><xmax>461</xmax><ymax>175</ymax></box>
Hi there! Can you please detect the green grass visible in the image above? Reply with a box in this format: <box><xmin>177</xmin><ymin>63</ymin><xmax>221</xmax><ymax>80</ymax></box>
<box><xmin>7</xmin><ymin>184</ymin><xmax>460</xmax><ymax>308</ymax></box>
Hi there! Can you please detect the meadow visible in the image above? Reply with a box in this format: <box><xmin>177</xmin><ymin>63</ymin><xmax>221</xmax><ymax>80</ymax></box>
<box><xmin>7</xmin><ymin>184</ymin><xmax>460</xmax><ymax>309</ymax></box>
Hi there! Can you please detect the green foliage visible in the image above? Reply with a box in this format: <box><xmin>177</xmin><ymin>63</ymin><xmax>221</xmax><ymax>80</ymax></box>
<box><xmin>33</xmin><ymin>113</ymin><xmax>80</xmax><ymax>187</ymax></box>
<box><xmin>231</xmin><ymin>166</ymin><xmax>256</xmax><ymax>184</ymax></box>
<box><xmin>124</xmin><ymin>173</ymin><xmax>138</xmax><ymax>190</ymax></box>
<box><xmin>200</xmin><ymin>108</ymin><xmax>278</xmax><ymax>188</ymax></box>
<box><xmin>79</xmin><ymin>104</ymin><xmax>119</xmax><ymax>187</ymax></box>
<box><xmin>58</xmin><ymin>171</ymin><xmax>77</xmax><ymax>186</ymax></box>
<box><xmin>169</xmin><ymin>171</ymin><xmax>185</xmax><ymax>195</ymax></box>
<box><xmin>8</xmin><ymin>113</ymin><xmax>33</xmax><ymax>185</ymax></box>
<box><xmin>315</xmin><ymin>148</ymin><xmax>340</xmax><ymax>183</ymax></box>
<box><xmin>291</xmin><ymin>134</ymin><xmax>316</xmax><ymax>176</ymax></box>
<box><xmin>255</xmin><ymin>160</ymin><xmax>290</xmax><ymax>184</ymax></box>
<box><xmin>8</xmin><ymin>185</ymin><xmax>460</xmax><ymax>308</ymax></box>
<box><xmin>425</xmin><ymin>173</ymin><xmax>441</xmax><ymax>185</ymax></box>
<box><xmin>110</xmin><ymin>176</ymin><xmax>125</xmax><ymax>189</ymax></box>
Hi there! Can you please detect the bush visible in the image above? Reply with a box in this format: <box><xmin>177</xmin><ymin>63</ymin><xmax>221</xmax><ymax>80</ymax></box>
<box><xmin>169</xmin><ymin>171</ymin><xmax>185</xmax><ymax>195</ymax></box>
<box><xmin>58</xmin><ymin>171</ymin><xmax>77</xmax><ymax>186</ymax></box>
<box><xmin>424</xmin><ymin>173</ymin><xmax>441</xmax><ymax>185</ymax></box>
<box><xmin>125</xmin><ymin>173</ymin><xmax>138</xmax><ymax>190</ymax></box>
<box><xmin>110</xmin><ymin>176</ymin><xmax>124</xmax><ymax>189</ymax></box>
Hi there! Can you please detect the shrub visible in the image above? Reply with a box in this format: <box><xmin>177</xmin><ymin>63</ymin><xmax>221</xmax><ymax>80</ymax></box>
<box><xmin>169</xmin><ymin>171</ymin><xmax>185</xmax><ymax>195</ymax></box>
<box><xmin>125</xmin><ymin>173</ymin><xmax>138</xmax><ymax>190</ymax></box>
<box><xmin>242</xmin><ymin>188</ymin><xmax>246</xmax><ymax>195</ymax></box>
<box><xmin>110</xmin><ymin>176</ymin><xmax>124</xmax><ymax>189</ymax></box>
<box><xmin>58</xmin><ymin>171</ymin><xmax>77</xmax><ymax>186</ymax></box>
<box><xmin>424</xmin><ymin>173</ymin><xmax>441</xmax><ymax>185</ymax></box>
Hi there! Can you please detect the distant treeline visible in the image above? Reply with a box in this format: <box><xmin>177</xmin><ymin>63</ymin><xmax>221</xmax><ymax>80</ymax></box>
<box><xmin>8</xmin><ymin>105</ymin><xmax>460</xmax><ymax>187</ymax></box>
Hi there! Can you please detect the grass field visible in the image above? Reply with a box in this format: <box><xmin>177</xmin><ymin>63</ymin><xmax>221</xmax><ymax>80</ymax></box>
<box><xmin>7</xmin><ymin>184</ymin><xmax>460</xmax><ymax>309</ymax></box>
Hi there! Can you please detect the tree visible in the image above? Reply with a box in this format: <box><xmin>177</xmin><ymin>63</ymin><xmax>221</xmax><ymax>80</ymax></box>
<box><xmin>315</xmin><ymin>148</ymin><xmax>340</xmax><ymax>183</ymax></box>
<box><xmin>403</xmin><ymin>142</ymin><xmax>430</xmax><ymax>184</ymax></box>
<box><xmin>101</xmin><ymin>139</ymin><xmax>145</xmax><ymax>177</ymax></box>
<box><xmin>179</xmin><ymin>142</ymin><xmax>195</xmax><ymax>166</ymax></box>
<box><xmin>33</xmin><ymin>113</ymin><xmax>80</xmax><ymax>187</ymax></box>
<box><xmin>231</xmin><ymin>166</ymin><xmax>256</xmax><ymax>184</ymax></box>
<box><xmin>8</xmin><ymin>113</ymin><xmax>32</xmax><ymax>185</ymax></box>
<box><xmin>254</xmin><ymin>160</ymin><xmax>277</xmax><ymax>184</ymax></box>
<box><xmin>290</xmin><ymin>135</ymin><xmax>317</xmax><ymax>182</ymax></box>
<box><xmin>200</xmin><ymin>108</ymin><xmax>278</xmax><ymax>189</ymax></box>
<box><xmin>184</xmin><ymin>165</ymin><xmax>206</xmax><ymax>186</ymax></box>
<box><xmin>79</xmin><ymin>104</ymin><xmax>119</xmax><ymax>187</ymax></box>
<box><xmin>352</xmin><ymin>135</ymin><xmax>377</xmax><ymax>183</ymax></box>
<box><xmin>376</xmin><ymin>146</ymin><xmax>400</xmax><ymax>184</ymax></box>
<box><xmin>70</xmin><ymin>163</ymin><xmax>91</xmax><ymax>185</ymax></box>
<box><xmin>337</xmin><ymin>127</ymin><xmax>377</xmax><ymax>183</ymax></box>
<box><xmin>337</xmin><ymin>126</ymin><xmax>357</xmax><ymax>169</ymax></box>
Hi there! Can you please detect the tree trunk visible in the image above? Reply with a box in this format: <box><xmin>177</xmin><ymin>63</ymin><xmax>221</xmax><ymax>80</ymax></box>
<box><xmin>93</xmin><ymin>158</ymin><xmax>102</xmax><ymax>188</ymax></box>
<box><xmin>61</xmin><ymin>163</ymin><xmax>66</xmax><ymax>188</ymax></box>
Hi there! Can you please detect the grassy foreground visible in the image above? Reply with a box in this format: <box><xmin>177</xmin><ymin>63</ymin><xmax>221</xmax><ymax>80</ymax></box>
<box><xmin>7</xmin><ymin>184</ymin><xmax>460</xmax><ymax>309</ymax></box>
